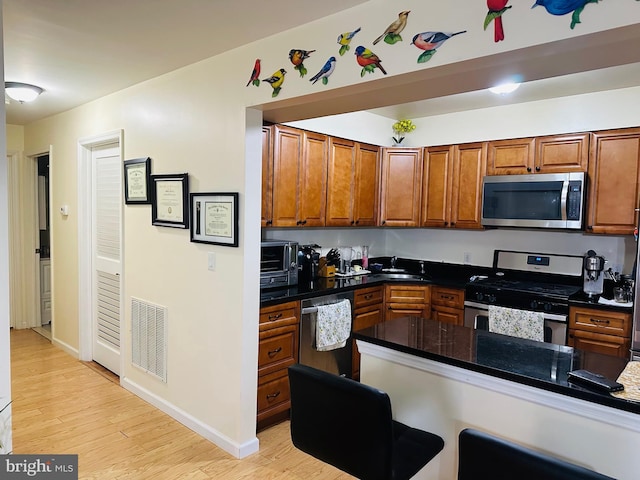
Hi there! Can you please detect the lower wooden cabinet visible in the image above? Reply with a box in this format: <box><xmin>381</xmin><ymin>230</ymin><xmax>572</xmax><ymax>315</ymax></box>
<box><xmin>568</xmin><ymin>306</ymin><xmax>631</xmax><ymax>358</ymax></box>
<box><xmin>384</xmin><ymin>284</ymin><xmax>431</xmax><ymax>321</ymax></box>
<box><xmin>431</xmin><ymin>285</ymin><xmax>465</xmax><ymax>325</ymax></box>
<box><xmin>352</xmin><ymin>286</ymin><xmax>384</xmax><ymax>381</ymax></box>
<box><xmin>257</xmin><ymin>301</ymin><xmax>299</xmax><ymax>430</ymax></box>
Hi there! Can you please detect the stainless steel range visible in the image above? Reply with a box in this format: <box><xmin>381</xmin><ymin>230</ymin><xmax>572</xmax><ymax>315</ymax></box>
<box><xmin>464</xmin><ymin>250</ymin><xmax>584</xmax><ymax>344</ymax></box>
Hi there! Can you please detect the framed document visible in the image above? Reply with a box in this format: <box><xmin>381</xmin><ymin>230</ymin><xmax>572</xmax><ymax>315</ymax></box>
<box><xmin>190</xmin><ymin>192</ymin><xmax>239</xmax><ymax>246</ymax></box>
<box><xmin>151</xmin><ymin>173</ymin><xmax>189</xmax><ymax>228</ymax></box>
<box><xmin>124</xmin><ymin>157</ymin><xmax>151</xmax><ymax>204</ymax></box>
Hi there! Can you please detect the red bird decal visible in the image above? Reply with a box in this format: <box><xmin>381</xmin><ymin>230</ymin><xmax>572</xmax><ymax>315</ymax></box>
<box><xmin>246</xmin><ymin>59</ymin><xmax>261</xmax><ymax>87</ymax></box>
<box><xmin>485</xmin><ymin>0</ymin><xmax>512</xmax><ymax>43</ymax></box>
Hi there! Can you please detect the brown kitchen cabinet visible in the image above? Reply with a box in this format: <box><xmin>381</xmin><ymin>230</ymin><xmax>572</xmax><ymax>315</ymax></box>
<box><xmin>487</xmin><ymin>133</ymin><xmax>589</xmax><ymax>175</ymax></box>
<box><xmin>431</xmin><ymin>286</ymin><xmax>465</xmax><ymax>325</ymax></box>
<box><xmin>378</xmin><ymin>148</ymin><xmax>423</xmax><ymax>227</ymax></box>
<box><xmin>261</xmin><ymin>125</ymin><xmax>274</xmax><ymax>227</ymax></box>
<box><xmin>257</xmin><ymin>301</ymin><xmax>300</xmax><ymax>430</ymax></box>
<box><xmin>568</xmin><ymin>305</ymin><xmax>631</xmax><ymax>358</ymax></box>
<box><xmin>384</xmin><ymin>283</ymin><xmax>431</xmax><ymax>321</ymax></box>
<box><xmin>351</xmin><ymin>286</ymin><xmax>384</xmax><ymax>381</ymax></box>
<box><xmin>585</xmin><ymin>127</ymin><xmax>640</xmax><ymax>235</ymax></box>
<box><xmin>326</xmin><ymin>139</ymin><xmax>380</xmax><ymax>227</ymax></box>
<box><xmin>421</xmin><ymin>142</ymin><xmax>487</xmax><ymax>229</ymax></box>
<box><xmin>271</xmin><ymin>125</ymin><xmax>328</xmax><ymax>227</ymax></box>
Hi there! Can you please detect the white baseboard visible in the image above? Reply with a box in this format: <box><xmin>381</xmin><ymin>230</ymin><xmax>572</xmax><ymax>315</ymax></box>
<box><xmin>52</xmin><ymin>337</ymin><xmax>79</xmax><ymax>359</ymax></box>
<box><xmin>121</xmin><ymin>377</ymin><xmax>259</xmax><ymax>458</ymax></box>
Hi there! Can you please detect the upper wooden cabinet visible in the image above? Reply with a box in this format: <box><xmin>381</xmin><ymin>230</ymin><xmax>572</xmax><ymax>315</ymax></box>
<box><xmin>271</xmin><ymin>125</ymin><xmax>328</xmax><ymax>227</ymax></box>
<box><xmin>261</xmin><ymin>125</ymin><xmax>274</xmax><ymax>227</ymax></box>
<box><xmin>487</xmin><ymin>133</ymin><xmax>589</xmax><ymax>175</ymax></box>
<box><xmin>586</xmin><ymin>127</ymin><xmax>640</xmax><ymax>235</ymax></box>
<box><xmin>422</xmin><ymin>142</ymin><xmax>486</xmax><ymax>229</ymax></box>
<box><xmin>379</xmin><ymin>148</ymin><xmax>423</xmax><ymax>227</ymax></box>
<box><xmin>326</xmin><ymin>139</ymin><xmax>379</xmax><ymax>227</ymax></box>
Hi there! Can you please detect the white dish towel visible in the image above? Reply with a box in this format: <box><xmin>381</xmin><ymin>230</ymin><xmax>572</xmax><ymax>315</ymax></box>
<box><xmin>488</xmin><ymin>305</ymin><xmax>544</xmax><ymax>342</ymax></box>
<box><xmin>315</xmin><ymin>299</ymin><xmax>352</xmax><ymax>351</ymax></box>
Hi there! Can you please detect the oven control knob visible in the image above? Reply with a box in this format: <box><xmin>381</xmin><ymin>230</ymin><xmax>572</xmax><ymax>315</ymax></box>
<box><xmin>530</xmin><ymin>300</ymin><xmax>538</xmax><ymax>309</ymax></box>
<box><xmin>487</xmin><ymin>294</ymin><xmax>496</xmax><ymax>303</ymax></box>
<box><xmin>475</xmin><ymin>292</ymin><xmax>484</xmax><ymax>301</ymax></box>
<box><xmin>544</xmin><ymin>303</ymin><xmax>552</xmax><ymax>312</ymax></box>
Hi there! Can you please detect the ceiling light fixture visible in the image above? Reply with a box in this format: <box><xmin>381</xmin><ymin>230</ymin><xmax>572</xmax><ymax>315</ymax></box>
<box><xmin>5</xmin><ymin>81</ymin><xmax>44</xmax><ymax>103</ymax></box>
<box><xmin>488</xmin><ymin>82</ymin><xmax>521</xmax><ymax>95</ymax></box>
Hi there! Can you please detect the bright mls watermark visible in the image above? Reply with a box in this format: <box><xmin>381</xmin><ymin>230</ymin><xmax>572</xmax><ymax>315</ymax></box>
<box><xmin>1</xmin><ymin>455</ymin><xmax>78</xmax><ymax>479</ymax></box>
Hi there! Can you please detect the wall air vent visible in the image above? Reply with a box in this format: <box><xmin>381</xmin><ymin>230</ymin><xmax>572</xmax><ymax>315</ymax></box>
<box><xmin>131</xmin><ymin>297</ymin><xmax>167</xmax><ymax>383</ymax></box>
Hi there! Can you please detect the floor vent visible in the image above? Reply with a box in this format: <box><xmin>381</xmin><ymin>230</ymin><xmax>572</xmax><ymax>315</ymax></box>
<box><xmin>131</xmin><ymin>297</ymin><xmax>167</xmax><ymax>383</ymax></box>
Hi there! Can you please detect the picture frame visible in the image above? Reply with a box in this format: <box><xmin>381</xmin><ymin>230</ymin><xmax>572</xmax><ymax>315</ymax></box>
<box><xmin>123</xmin><ymin>157</ymin><xmax>152</xmax><ymax>204</ymax></box>
<box><xmin>151</xmin><ymin>173</ymin><xmax>189</xmax><ymax>229</ymax></box>
<box><xmin>190</xmin><ymin>192</ymin><xmax>239</xmax><ymax>247</ymax></box>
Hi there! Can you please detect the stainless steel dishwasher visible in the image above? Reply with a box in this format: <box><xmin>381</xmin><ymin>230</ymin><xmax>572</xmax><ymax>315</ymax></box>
<box><xmin>300</xmin><ymin>291</ymin><xmax>354</xmax><ymax>377</ymax></box>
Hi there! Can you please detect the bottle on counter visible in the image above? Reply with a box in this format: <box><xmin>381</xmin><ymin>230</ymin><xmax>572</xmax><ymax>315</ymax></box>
<box><xmin>362</xmin><ymin>245</ymin><xmax>369</xmax><ymax>269</ymax></box>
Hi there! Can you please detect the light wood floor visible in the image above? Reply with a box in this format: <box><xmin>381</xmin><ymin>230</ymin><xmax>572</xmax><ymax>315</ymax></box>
<box><xmin>10</xmin><ymin>329</ymin><xmax>353</xmax><ymax>479</ymax></box>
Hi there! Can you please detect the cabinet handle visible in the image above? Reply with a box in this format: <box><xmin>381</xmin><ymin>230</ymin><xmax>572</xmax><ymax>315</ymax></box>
<box><xmin>527</xmin><ymin>167</ymin><xmax>532</xmax><ymax>172</ymax></box>
<box><xmin>266</xmin><ymin>391</ymin><xmax>281</xmax><ymax>400</ymax></box>
<box><xmin>364</xmin><ymin>294</ymin><xmax>373</xmax><ymax>299</ymax></box>
<box><xmin>450</xmin><ymin>222</ymin><xmax>456</xmax><ymax>227</ymax></box>
<box><xmin>587</xmin><ymin>225</ymin><xmax>593</xmax><ymax>230</ymax></box>
<box><xmin>535</xmin><ymin>166</ymin><xmax>540</xmax><ymax>172</ymax></box>
<box><xmin>351</xmin><ymin>220</ymin><xmax>355</xmax><ymax>225</ymax></box>
<box><xmin>445</xmin><ymin>222</ymin><xmax>449</xmax><ymax>226</ymax></box>
<box><xmin>301</xmin><ymin>219</ymin><xmax>307</xmax><ymax>225</ymax></box>
<box><xmin>355</xmin><ymin>220</ymin><xmax>360</xmax><ymax>225</ymax></box>
<box><xmin>267</xmin><ymin>347</ymin><xmax>282</xmax><ymax>358</ymax></box>
<box><xmin>266</xmin><ymin>220</ymin><xmax>272</xmax><ymax>225</ymax></box>
<box><xmin>442</xmin><ymin>295</ymin><xmax>454</xmax><ymax>300</ymax></box>
<box><xmin>589</xmin><ymin>318</ymin><xmax>610</xmax><ymax>325</ymax></box>
<box><xmin>268</xmin><ymin>313</ymin><xmax>282</xmax><ymax>321</ymax></box>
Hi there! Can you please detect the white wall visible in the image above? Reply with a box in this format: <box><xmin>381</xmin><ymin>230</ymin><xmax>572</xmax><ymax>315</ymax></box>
<box><xmin>17</xmin><ymin>0</ymin><xmax>640</xmax><ymax>458</ymax></box>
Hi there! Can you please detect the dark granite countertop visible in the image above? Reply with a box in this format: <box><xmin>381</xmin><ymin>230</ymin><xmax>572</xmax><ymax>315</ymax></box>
<box><xmin>353</xmin><ymin>316</ymin><xmax>639</xmax><ymax>415</ymax></box>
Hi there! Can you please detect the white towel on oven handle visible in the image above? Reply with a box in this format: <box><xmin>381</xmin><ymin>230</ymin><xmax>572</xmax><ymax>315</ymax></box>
<box><xmin>488</xmin><ymin>305</ymin><xmax>544</xmax><ymax>342</ymax></box>
<box><xmin>315</xmin><ymin>299</ymin><xmax>352</xmax><ymax>351</ymax></box>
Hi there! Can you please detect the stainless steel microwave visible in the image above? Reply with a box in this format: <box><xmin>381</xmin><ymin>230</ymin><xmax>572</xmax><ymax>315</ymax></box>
<box><xmin>260</xmin><ymin>240</ymin><xmax>299</xmax><ymax>289</ymax></box>
<box><xmin>481</xmin><ymin>172</ymin><xmax>586</xmax><ymax>230</ymax></box>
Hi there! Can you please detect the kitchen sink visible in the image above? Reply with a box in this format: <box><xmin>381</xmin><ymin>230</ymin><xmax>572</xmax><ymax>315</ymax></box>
<box><xmin>370</xmin><ymin>273</ymin><xmax>428</xmax><ymax>281</ymax></box>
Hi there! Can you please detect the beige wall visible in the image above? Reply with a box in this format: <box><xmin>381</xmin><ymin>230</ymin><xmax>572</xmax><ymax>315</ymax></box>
<box><xmin>18</xmin><ymin>0</ymin><xmax>640</xmax><ymax>456</ymax></box>
<box><xmin>6</xmin><ymin>125</ymin><xmax>23</xmax><ymax>153</ymax></box>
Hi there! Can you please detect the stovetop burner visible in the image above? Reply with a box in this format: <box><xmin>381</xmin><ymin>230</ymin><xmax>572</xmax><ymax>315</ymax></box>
<box><xmin>473</xmin><ymin>278</ymin><xmax>581</xmax><ymax>299</ymax></box>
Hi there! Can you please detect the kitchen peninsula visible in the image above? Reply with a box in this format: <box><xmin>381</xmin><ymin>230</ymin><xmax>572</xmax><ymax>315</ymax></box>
<box><xmin>354</xmin><ymin>317</ymin><xmax>639</xmax><ymax>480</ymax></box>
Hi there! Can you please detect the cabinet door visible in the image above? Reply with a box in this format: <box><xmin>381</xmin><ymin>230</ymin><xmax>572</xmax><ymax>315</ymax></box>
<box><xmin>535</xmin><ymin>133</ymin><xmax>589</xmax><ymax>173</ymax></box>
<box><xmin>326</xmin><ymin>137</ymin><xmax>355</xmax><ymax>227</ymax></box>
<box><xmin>261</xmin><ymin>125</ymin><xmax>274</xmax><ymax>227</ymax></box>
<box><xmin>487</xmin><ymin>137</ymin><xmax>535</xmax><ymax>175</ymax></box>
<box><xmin>586</xmin><ymin>128</ymin><xmax>640</xmax><ymax>234</ymax></box>
<box><xmin>298</xmin><ymin>131</ymin><xmax>328</xmax><ymax>227</ymax></box>
<box><xmin>271</xmin><ymin>125</ymin><xmax>303</xmax><ymax>227</ymax></box>
<box><xmin>421</xmin><ymin>145</ymin><xmax>453</xmax><ymax>228</ymax></box>
<box><xmin>379</xmin><ymin>148</ymin><xmax>423</xmax><ymax>227</ymax></box>
<box><xmin>431</xmin><ymin>305</ymin><xmax>463</xmax><ymax>325</ymax></box>
<box><xmin>568</xmin><ymin>329</ymin><xmax>630</xmax><ymax>358</ymax></box>
<box><xmin>450</xmin><ymin>142</ymin><xmax>487</xmax><ymax>229</ymax></box>
<box><xmin>353</xmin><ymin>143</ymin><xmax>380</xmax><ymax>226</ymax></box>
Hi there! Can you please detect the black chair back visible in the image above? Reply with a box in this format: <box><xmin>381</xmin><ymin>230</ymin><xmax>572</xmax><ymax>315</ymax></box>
<box><xmin>458</xmin><ymin>428</ymin><xmax>615</xmax><ymax>480</ymax></box>
<box><xmin>288</xmin><ymin>363</ymin><xmax>444</xmax><ymax>480</ymax></box>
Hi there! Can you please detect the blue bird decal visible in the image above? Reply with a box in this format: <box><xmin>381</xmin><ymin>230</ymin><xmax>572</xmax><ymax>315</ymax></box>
<box><xmin>532</xmin><ymin>0</ymin><xmax>600</xmax><ymax>29</ymax></box>
<box><xmin>309</xmin><ymin>57</ymin><xmax>337</xmax><ymax>85</ymax></box>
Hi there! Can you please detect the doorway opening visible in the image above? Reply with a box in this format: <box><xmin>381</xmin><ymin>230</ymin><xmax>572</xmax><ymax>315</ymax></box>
<box><xmin>32</xmin><ymin>154</ymin><xmax>52</xmax><ymax>341</ymax></box>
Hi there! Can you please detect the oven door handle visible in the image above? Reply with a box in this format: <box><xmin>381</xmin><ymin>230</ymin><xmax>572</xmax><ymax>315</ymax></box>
<box><xmin>464</xmin><ymin>301</ymin><xmax>567</xmax><ymax>323</ymax></box>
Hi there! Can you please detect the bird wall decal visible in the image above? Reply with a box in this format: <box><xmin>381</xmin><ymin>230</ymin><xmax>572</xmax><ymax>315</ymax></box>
<box><xmin>263</xmin><ymin>68</ymin><xmax>287</xmax><ymax>97</ymax></box>
<box><xmin>309</xmin><ymin>57</ymin><xmax>337</xmax><ymax>85</ymax></box>
<box><xmin>411</xmin><ymin>31</ymin><xmax>466</xmax><ymax>64</ymax></box>
<box><xmin>337</xmin><ymin>27</ymin><xmax>361</xmax><ymax>56</ymax></box>
<box><xmin>373</xmin><ymin>10</ymin><xmax>410</xmax><ymax>45</ymax></box>
<box><xmin>531</xmin><ymin>0</ymin><xmax>600</xmax><ymax>29</ymax></box>
<box><xmin>485</xmin><ymin>1</ymin><xmax>512</xmax><ymax>42</ymax></box>
<box><xmin>288</xmin><ymin>49</ymin><xmax>315</xmax><ymax>77</ymax></box>
<box><xmin>354</xmin><ymin>46</ymin><xmax>387</xmax><ymax>76</ymax></box>
<box><xmin>246</xmin><ymin>58</ymin><xmax>261</xmax><ymax>87</ymax></box>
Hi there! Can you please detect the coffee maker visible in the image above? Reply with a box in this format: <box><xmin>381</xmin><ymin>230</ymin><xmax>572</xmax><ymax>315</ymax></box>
<box><xmin>583</xmin><ymin>249</ymin><xmax>605</xmax><ymax>298</ymax></box>
<box><xmin>298</xmin><ymin>244</ymin><xmax>320</xmax><ymax>283</ymax></box>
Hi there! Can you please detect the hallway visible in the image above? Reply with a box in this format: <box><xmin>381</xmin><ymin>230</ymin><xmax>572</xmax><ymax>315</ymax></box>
<box><xmin>9</xmin><ymin>329</ymin><xmax>349</xmax><ymax>479</ymax></box>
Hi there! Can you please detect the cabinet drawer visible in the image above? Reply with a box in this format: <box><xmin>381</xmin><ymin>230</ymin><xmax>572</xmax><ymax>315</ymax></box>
<box><xmin>385</xmin><ymin>284</ymin><xmax>430</xmax><ymax>304</ymax></box>
<box><xmin>431</xmin><ymin>286</ymin><xmax>464</xmax><ymax>309</ymax></box>
<box><xmin>569</xmin><ymin>307</ymin><xmax>631</xmax><ymax>337</ymax></box>
<box><xmin>257</xmin><ymin>372</ymin><xmax>291</xmax><ymax>418</ymax></box>
<box><xmin>354</xmin><ymin>286</ymin><xmax>384</xmax><ymax>309</ymax></box>
<box><xmin>259</xmin><ymin>301</ymin><xmax>299</xmax><ymax>330</ymax></box>
<box><xmin>258</xmin><ymin>324</ymin><xmax>298</xmax><ymax>377</ymax></box>
<box><xmin>353</xmin><ymin>305</ymin><xmax>385</xmax><ymax>331</ymax></box>
<box><xmin>568</xmin><ymin>329</ymin><xmax>630</xmax><ymax>358</ymax></box>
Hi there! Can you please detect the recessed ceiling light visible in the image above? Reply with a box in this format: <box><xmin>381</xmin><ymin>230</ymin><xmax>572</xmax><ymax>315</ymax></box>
<box><xmin>5</xmin><ymin>82</ymin><xmax>44</xmax><ymax>103</ymax></box>
<box><xmin>489</xmin><ymin>82</ymin><xmax>521</xmax><ymax>95</ymax></box>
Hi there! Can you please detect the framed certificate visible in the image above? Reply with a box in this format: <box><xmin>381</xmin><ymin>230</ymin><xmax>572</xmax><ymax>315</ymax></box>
<box><xmin>190</xmin><ymin>192</ymin><xmax>239</xmax><ymax>246</ymax></box>
<box><xmin>151</xmin><ymin>173</ymin><xmax>189</xmax><ymax>228</ymax></box>
<box><xmin>124</xmin><ymin>157</ymin><xmax>151</xmax><ymax>204</ymax></box>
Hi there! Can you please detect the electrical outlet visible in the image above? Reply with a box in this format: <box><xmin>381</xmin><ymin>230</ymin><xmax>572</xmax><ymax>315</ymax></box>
<box><xmin>207</xmin><ymin>252</ymin><xmax>216</xmax><ymax>271</ymax></box>
<box><xmin>463</xmin><ymin>252</ymin><xmax>471</xmax><ymax>264</ymax></box>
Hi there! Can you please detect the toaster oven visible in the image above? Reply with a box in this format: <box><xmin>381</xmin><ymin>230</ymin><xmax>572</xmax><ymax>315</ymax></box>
<box><xmin>260</xmin><ymin>240</ymin><xmax>299</xmax><ymax>289</ymax></box>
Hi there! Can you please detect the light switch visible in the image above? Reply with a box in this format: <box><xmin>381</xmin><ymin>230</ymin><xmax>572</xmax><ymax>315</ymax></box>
<box><xmin>60</xmin><ymin>205</ymin><xmax>69</xmax><ymax>216</ymax></box>
<box><xmin>208</xmin><ymin>252</ymin><xmax>216</xmax><ymax>271</ymax></box>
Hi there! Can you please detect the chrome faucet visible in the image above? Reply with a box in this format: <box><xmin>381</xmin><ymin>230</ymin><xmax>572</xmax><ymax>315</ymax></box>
<box><xmin>419</xmin><ymin>261</ymin><xmax>425</xmax><ymax>275</ymax></box>
<box><xmin>391</xmin><ymin>256</ymin><xmax>397</xmax><ymax>269</ymax></box>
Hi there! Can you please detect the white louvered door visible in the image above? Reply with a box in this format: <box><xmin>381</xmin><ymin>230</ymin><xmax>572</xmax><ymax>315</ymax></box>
<box><xmin>92</xmin><ymin>144</ymin><xmax>122</xmax><ymax>374</ymax></box>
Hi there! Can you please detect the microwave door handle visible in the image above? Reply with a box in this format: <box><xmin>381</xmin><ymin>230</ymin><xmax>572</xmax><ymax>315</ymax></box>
<box><xmin>560</xmin><ymin>180</ymin><xmax>569</xmax><ymax>221</ymax></box>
